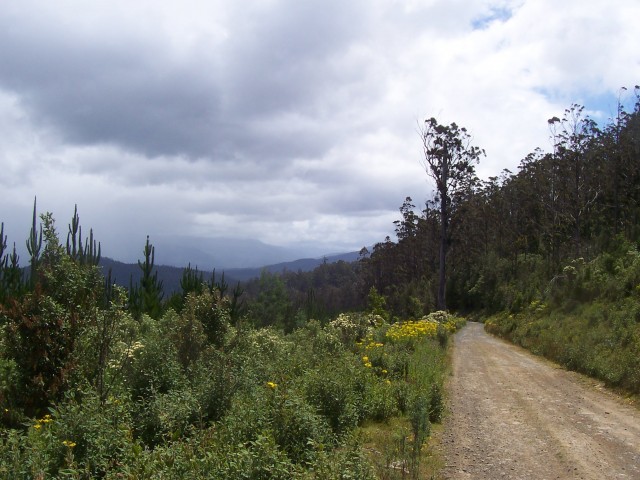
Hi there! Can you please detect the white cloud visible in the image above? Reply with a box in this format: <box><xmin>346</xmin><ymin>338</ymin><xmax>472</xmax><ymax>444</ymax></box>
<box><xmin>0</xmin><ymin>0</ymin><xmax>638</xmax><ymax>266</ymax></box>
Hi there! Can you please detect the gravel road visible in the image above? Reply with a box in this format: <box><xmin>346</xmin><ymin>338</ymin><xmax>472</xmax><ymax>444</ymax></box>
<box><xmin>439</xmin><ymin>322</ymin><xmax>640</xmax><ymax>479</ymax></box>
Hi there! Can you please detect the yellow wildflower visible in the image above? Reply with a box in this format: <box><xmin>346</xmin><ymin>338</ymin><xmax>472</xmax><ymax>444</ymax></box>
<box><xmin>385</xmin><ymin>319</ymin><xmax>440</xmax><ymax>342</ymax></box>
<box><xmin>266</xmin><ymin>381</ymin><xmax>277</xmax><ymax>389</ymax></box>
<box><xmin>62</xmin><ymin>440</ymin><xmax>76</xmax><ymax>448</ymax></box>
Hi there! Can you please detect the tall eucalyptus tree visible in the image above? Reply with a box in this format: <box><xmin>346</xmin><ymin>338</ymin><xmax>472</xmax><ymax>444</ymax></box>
<box><xmin>420</xmin><ymin>118</ymin><xmax>484</xmax><ymax>310</ymax></box>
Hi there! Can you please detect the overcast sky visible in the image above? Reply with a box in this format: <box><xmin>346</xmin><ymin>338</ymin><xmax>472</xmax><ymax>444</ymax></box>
<box><xmin>1</xmin><ymin>0</ymin><xmax>639</xmax><ymax>264</ymax></box>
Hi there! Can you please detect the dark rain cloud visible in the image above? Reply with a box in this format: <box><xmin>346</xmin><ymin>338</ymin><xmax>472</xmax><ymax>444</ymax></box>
<box><xmin>0</xmin><ymin>0</ymin><xmax>374</xmax><ymax>166</ymax></box>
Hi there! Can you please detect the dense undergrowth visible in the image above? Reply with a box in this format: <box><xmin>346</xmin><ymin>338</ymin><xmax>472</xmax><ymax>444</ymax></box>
<box><xmin>485</xmin><ymin>240</ymin><xmax>640</xmax><ymax>394</ymax></box>
<box><xmin>0</xmin><ymin>312</ymin><xmax>463</xmax><ymax>479</ymax></box>
<box><xmin>0</xmin><ymin>218</ymin><xmax>464</xmax><ymax>479</ymax></box>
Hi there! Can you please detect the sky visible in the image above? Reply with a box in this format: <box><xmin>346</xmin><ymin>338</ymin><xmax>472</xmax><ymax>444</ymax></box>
<box><xmin>1</xmin><ymin>0</ymin><xmax>639</xmax><ymax>266</ymax></box>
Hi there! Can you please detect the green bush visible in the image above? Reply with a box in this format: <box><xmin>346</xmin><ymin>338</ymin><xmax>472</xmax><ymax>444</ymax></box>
<box><xmin>0</xmin><ymin>388</ymin><xmax>136</xmax><ymax>479</ymax></box>
<box><xmin>184</xmin><ymin>289</ymin><xmax>230</xmax><ymax>348</ymax></box>
<box><xmin>268</xmin><ymin>387</ymin><xmax>332</xmax><ymax>465</ymax></box>
<box><xmin>138</xmin><ymin>387</ymin><xmax>202</xmax><ymax>445</ymax></box>
<box><xmin>220</xmin><ymin>389</ymin><xmax>271</xmax><ymax>447</ymax></box>
<box><xmin>302</xmin><ymin>356</ymin><xmax>369</xmax><ymax>435</ymax></box>
<box><xmin>367</xmin><ymin>378</ymin><xmax>397</xmax><ymax>422</ymax></box>
<box><xmin>3</xmin><ymin>293</ymin><xmax>78</xmax><ymax>417</ymax></box>
<box><xmin>1</xmin><ymin>209</ymin><xmax>453</xmax><ymax>477</ymax></box>
<box><xmin>162</xmin><ymin>307</ymin><xmax>207</xmax><ymax>370</ymax></box>
<box><xmin>189</xmin><ymin>348</ymin><xmax>237</xmax><ymax>423</ymax></box>
<box><xmin>48</xmin><ymin>389</ymin><xmax>136</xmax><ymax>477</ymax></box>
<box><xmin>428</xmin><ymin>382</ymin><xmax>444</xmax><ymax>423</ymax></box>
<box><xmin>409</xmin><ymin>392</ymin><xmax>431</xmax><ymax>453</ymax></box>
<box><xmin>328</xmin><ymin>312</ymin><xmax>382</xmax><ymax>346</ymax></box>
<box><xmin>123</xmin><ymin>319</ymin><xmax>185</xmax><ymax>401</ymax></box>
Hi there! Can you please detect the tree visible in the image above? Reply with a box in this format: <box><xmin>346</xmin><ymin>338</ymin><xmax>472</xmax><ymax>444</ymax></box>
<box><xmin>26</xmin><ymin>198</ymin><xmax>42</xmax><ymax>288</ymax></box>
<box><xmin>420</xmin><ymin>118</ymin><xmax>484</xmax><ymax>310</ymax></box>
<box><xmin>66</xmin><ymin>204</ymin><xmax>101</xmax><ymax>265</ymax></box>
<box><xmin>3</xmin><ymin>212</ymin><xmax>105</xmax><ymax>417</ymax></box>
<box><xmin>129</xmin><ymin>236</ymin><xmax>164</xmax><ymax>319</ymax></box>
<box><xmin>393</xmin><ymin>197</ymin><xmax>420</xmax><ymax>282</ymax></box>
<box><xmin>601</xmin><ymin>86</ymin><xmax>640</xmax><ymax>239</ymax></box>
<box><xmin>548</xmin><ymin>105</ymin><xmax>601</xmax><ymax>257</ymax></box>
<box><xmin>249</xmin><ymin>270</ymin><xmax>293</xmax><ymax>330</ymax></box>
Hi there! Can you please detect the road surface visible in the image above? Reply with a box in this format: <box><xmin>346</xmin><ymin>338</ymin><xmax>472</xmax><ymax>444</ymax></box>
<box><xmin>439</xmin><ymin>322</ymin><xmax>640</xmax><ymax>479</ymax></box>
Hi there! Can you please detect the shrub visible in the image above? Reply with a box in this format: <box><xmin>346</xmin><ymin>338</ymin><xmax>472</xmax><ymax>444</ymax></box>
<box><xmin>228</xmin><ymin>327</ymin><xmax>292</xmax><ymax>395</ymax></box>
<box><xmin>183</xmin><ymin>289</ymin><xmax>230</xmax><ymax>348</ymax></box>
<box><xmin>310</xmin><ymin>435</ymin><xmax>377</xmax><ymax>480</ymax></box>
<box><xmin>189</xmin><ymin>348</ymin><xmax>237</xmax><ymax>423</ymax></box>
<box><xmin>49</xmin><ymin>389</ymin><xmax>136</xmax><ymax>477</ymax></box>
<box><xmin>0</xmin><ymin>388</ymin><xmax>136</xmax><ymax>479</ymax></box>
<box><xmin>138</xmin><ymin>386</ymin><xmax>203</xmax><ymax>445</ymax></box>
<box><xmin>428</xmin><ymin>382</ymin><xmax>444</xmax><ymax>423</ymax></box>
<box><xmin>220</xmin><ymin>389</ymin><xmax>271</xmax><ymax>446</ymax></box>
<box><xmin>222</xmin><ymin>433</ymin><xmax>298</xmax><ymax>480</ymax></box>
<box><xmin>123</xmin><ymin>320</ymin><xmax>185</xmax><ymax>400</ymax></box>
<box><xmin>409</xmin><ymin>392</ymin><xmax>431</xmax><ymax>449</ymax></box>
<box><xmin>329</xmin><ymin>312</ymin><xmax>382</xmax><ymax>345</ymax></box>
<box><xmin>367</xmin><ymin>378</ymin><xmax>397</xmax><ymax>422</ymax></box>
<box><xmin>268</xmin><ymin>388</ymin><xmax>332</xmax><ymax>465</ymax></box>
<box><xmin>162</xmin><ymin>307</ymin><xmax>207</xmax><ymax>370</ymax></box>
<box><xmin>3</xmin><ymin>293</ymin><xmax>77</xmax><ymax>418</ymax></box>
<box><xmin>0</xmin><ymin>357</ymin><xmax>20</xmax><ymax>426</ymax></box>
<box><xmin>302</xmin><ymin>356</ymin><xmax>368</xmax><ymax>435</ymax></box>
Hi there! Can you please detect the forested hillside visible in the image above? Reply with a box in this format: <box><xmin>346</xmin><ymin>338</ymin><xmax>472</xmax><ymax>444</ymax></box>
<box><xmin>361</xmin><ymin>95</ymin><xmax>640</xmax><ymax>316</ymax></box>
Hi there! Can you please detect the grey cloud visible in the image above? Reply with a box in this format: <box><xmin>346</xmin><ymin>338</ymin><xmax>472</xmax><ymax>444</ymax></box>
<box><xmin>0</xmin><ymin>0</ymin><xmax>373</xmax><ymax>166</ymax></box>
<box><xmin>0</xmin><ymin>35</ymin><xmax>224</xmax><ymax>157</ymax></box>
<box><xmin>221</xmin><ymin>2</ymin><xmax>367</xmax><ymax>110</ymax></box>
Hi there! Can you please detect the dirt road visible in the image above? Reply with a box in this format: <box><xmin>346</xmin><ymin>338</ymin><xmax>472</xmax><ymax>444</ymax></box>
<box><xmin>439</xmin><ymin>322</ymin><xmax>640</xmax><ymax>479</ymax></box>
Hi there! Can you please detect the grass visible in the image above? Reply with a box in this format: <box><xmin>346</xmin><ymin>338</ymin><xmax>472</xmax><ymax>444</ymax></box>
<box><xmin>358</xmin><ymin>327</ymin><xmax>458</xmax><ymax>480</ymax></box>
<box><xmin>360</xmin><ymin>413</ymin><xmax>444</xmax><ymax>479</ymax></box>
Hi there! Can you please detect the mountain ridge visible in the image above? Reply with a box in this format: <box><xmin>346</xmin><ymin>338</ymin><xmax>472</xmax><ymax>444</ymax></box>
<box><xmin>100</xmin><ymin>250</ymin><xmax>361</xmax><ymax>294</ymax></box>
<box><xmin>148</xmin><ymin>235</ymin><xmax>337</xmax><ymax>270</ymax></box>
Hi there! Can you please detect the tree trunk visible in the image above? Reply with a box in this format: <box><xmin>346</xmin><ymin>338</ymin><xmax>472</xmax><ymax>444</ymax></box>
<box><xmin>438</xmin><ymin>159</ymin><xmax>449</xmax><ymax>311</ymax></box>
<box><xmin>438</xmin><ymin>208</ymin><xmax>447</xmax><ymax>311</ymax></box>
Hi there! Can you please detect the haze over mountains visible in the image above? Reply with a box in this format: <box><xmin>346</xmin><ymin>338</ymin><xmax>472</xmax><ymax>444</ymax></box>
<box><xmin>149</xmin><ymin>235</ymin><xmax>352</xmax><ymax>270</ymax></box>
<box><xmin>100</xmin><ymin>236</ymin><xmax>362</xmax><ymax>294</ymax></box>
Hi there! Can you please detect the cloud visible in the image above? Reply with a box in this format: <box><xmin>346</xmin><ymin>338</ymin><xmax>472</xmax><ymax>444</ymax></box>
<box><xmin>0</xmin><ymin>0</ymin><xmax>638</xmax><ymax>266</ymax></box>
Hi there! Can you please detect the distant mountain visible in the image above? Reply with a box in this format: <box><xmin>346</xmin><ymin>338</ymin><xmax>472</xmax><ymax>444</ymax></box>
<box><xmin>222</xmin><ymin>250</ymin><xmax>362</xmax><ymax>282</ymax></box>
<box><xmin>149</xmin><ymin>235</ymin><xmax>331</xmax><ymax>270</ymax></box>
<box><xmin>99</xmin><ymin>257</ymin><xmax>237</xmax><ymax>295</ymax></box>
<box><xmin>99</xmin><ymin>250</ymin><xmax>361</xmax><ymax>294</ymax></box>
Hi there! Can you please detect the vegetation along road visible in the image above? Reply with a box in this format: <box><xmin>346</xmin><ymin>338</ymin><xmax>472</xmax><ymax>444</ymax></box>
<box><xmin>440</xmin><ymin>322</ymin><xmax>640</xmax><ymax>479</ymax></box>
